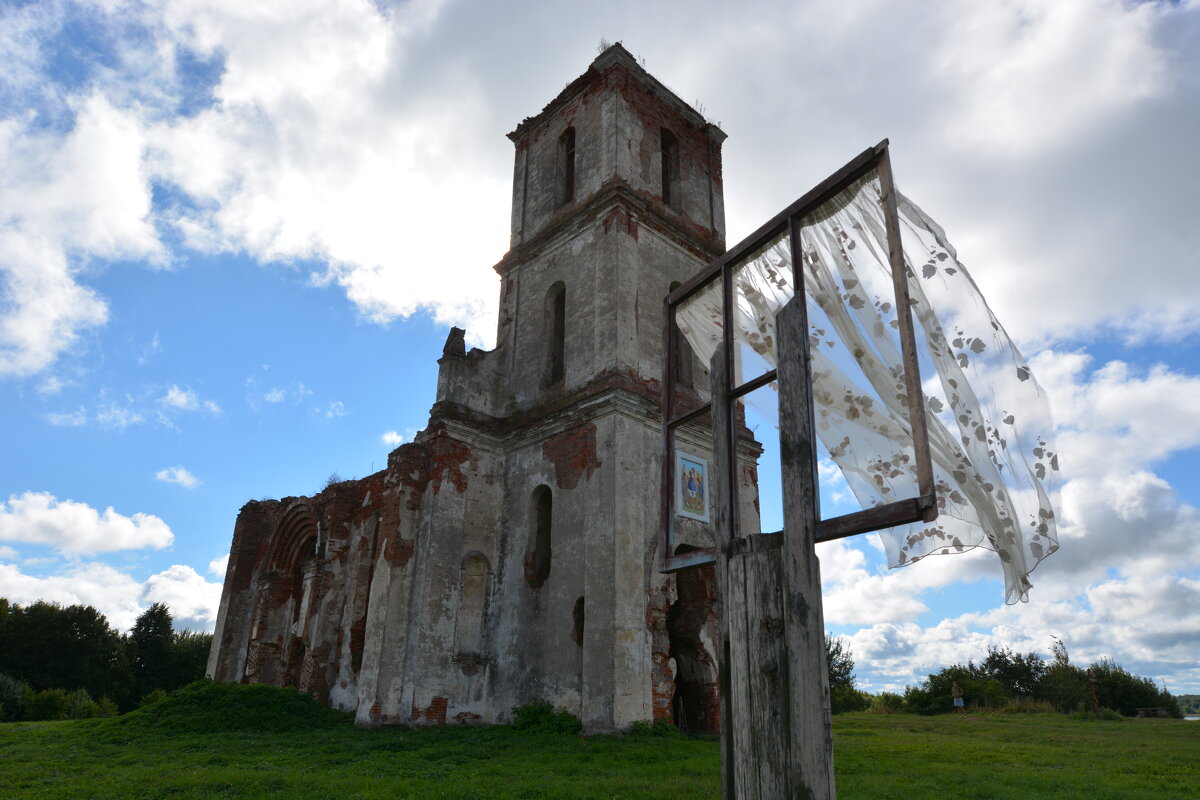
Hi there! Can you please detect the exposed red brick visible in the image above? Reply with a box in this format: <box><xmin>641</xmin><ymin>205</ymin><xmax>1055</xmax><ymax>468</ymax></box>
<box><xmin>385</xmin><ymin>536</ymin><xmax>415</xmax><ymax>568</ymax></box>
<box><xmin>411</xmin><ymin>696</ymin><xmax>449</xmax><ymax>725</ymax></box>
<box><xmin>542</xmin><ymin>422</ymin><xmax>602</xmax><ymax>490</ymax></box>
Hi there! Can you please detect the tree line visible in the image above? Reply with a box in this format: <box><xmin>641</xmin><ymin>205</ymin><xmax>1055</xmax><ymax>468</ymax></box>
<box><xmin>0</xmin><ymin>598</ymin><xmax>212</xmax><ymax>721</ymax></box>
<box><xmin>827</xmin><ymin>635</ymin><xmax>1184</xmax><ymax>718</ymax></box>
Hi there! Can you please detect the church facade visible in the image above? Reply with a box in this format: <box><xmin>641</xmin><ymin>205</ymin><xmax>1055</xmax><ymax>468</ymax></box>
<box><xmin>207</xmin><ymin>44</ymin><xmax>751</xmax><ymax>732</ymax></box>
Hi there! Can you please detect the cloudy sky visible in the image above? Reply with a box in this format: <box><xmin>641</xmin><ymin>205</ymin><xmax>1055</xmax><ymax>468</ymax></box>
<box><xmin>1</xmin><ymin>0</ymin><xmax>1197</xmax><ymax>694</ymax></box>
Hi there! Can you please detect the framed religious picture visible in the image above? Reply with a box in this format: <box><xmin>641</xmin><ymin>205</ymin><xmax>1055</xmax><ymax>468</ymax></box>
<box><xmin>675</xmin><ymin>450</ymin><xmax>710</xmax><ymax>522</ymax></box>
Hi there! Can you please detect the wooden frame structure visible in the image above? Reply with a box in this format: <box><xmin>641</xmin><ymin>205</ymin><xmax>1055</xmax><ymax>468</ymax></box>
<box><xmin>659</xmin><ymin>141</ymin><xmax>938</xmax><ymax>798</ymax></box>
<box><xmin>659</xmin><ymin>139</ymin><xmax>936</xmax><ymax>574</ymax></box>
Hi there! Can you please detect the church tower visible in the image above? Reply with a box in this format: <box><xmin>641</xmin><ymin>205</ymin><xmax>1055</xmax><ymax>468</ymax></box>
<box><xmin>208</xmin><ymin>44</ymin><xmax>727</xmax><ymax>732</ymax></box>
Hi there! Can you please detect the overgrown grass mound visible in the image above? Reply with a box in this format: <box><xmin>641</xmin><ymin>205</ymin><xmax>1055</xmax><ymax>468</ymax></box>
<box><xmin>100</xmin><ymin>680</ymin><xmax>351</xmax><ymax>735</ymax></box>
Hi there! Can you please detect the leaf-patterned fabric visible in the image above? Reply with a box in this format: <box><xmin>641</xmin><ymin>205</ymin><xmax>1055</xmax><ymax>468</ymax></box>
<box><xmin>676</xmin><ymin>170</ymin><xmax>1060</xmax><ymax>603</ymax></box>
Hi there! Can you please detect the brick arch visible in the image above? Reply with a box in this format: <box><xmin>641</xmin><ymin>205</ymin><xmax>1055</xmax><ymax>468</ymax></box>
<box><xmin>265</xmin><ymin>503</ymin><xmax>319</xmax><ymax>573</ymax></box>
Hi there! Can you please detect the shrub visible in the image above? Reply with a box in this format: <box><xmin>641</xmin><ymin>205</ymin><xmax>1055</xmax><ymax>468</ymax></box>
<box><xmin>868</xmin><ymin>692</ymin><xmax>906</xmax><ymax>714</ymax></box>
<box><xmin>0</xmin><ymin>673</ymin><xmax>30</xmax><ymax>722</ymax></box>
<box><xmin>830</xmin><ymin>685</ymin><xmax>871</xmax><ymax>714</ymax></box>
<box><xmin>65</xmin><ymin>688</ymin><xmax>100</xmax><ymax>719</ymax></box>
<box><xmin>626</xmin><ymin>718</ymin><xmax>680</xmax><ymax>737</ymax></box>
<box><xmin>27</xmin><ymin>688</ymin><xmax>70</xmax><ymax>721</ymax></box>
<box><xmin>510</xmin><ymin>698</ymin><xmax>582</xmax><ymax>734</ymax></box>
<box><xmin>139</xmin><ymin>689</ymin><xmax>169</xmax><ymax>708</ymax></box>
<box><xmin>998</xmin><ymin>698</ymin><xmax>1056</xmax><ymax>714</ymax></box>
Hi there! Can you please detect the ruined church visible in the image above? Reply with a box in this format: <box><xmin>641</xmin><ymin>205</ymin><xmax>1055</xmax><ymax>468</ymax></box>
<box><xmin>207</xmin><ymin>44</ymin><xmax>749</xmax><ymax>732</ymax></box>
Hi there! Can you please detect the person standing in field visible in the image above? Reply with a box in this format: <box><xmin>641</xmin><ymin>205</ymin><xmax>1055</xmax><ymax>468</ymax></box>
<box><xmin>951</xmin><ymin>681</ymin><xmax>966</xmax><ymax>715</ymax></box>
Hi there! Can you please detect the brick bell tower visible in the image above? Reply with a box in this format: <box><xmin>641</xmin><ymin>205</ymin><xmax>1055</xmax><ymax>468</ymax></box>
<box><xmin>208</xmin><ymin>44</ymin><xmax>728</xmax><ymax>733</ymax></box>
<box><xmin>466</xmin><ymin>43</ymin><xmax>728</xmax><ymax>730</ymax></box>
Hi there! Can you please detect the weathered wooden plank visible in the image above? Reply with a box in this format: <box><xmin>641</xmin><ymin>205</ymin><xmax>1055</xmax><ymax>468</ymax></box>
<box><xmin>746</xmin><ymin>548</ymin><xmax>788</xmax><ymax>799</ymax></box>
<box><xmin>776</xmin><ymin>288</ymin><xmax>837</xmax><ymax>799</ymax></box>
<box><xmin>877</xmin><ymin>148</ymin><xmax>936</xmax><ymax>514</ymax></box>
<box><xmin>710</xmin><ymin>343</ymin><xmax>738</xmax><ymax>800</ymax></box>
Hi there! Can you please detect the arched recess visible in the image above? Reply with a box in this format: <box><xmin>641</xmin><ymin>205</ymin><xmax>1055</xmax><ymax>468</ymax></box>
<box><xmin>525</xmin><ymin>485</ymin><xmax>553</xmax><ymax>589</ymax></box>
<box><xmin>667</xmin><ymin>545</ymin><xmax>720</xmax><ymax>732</ymax></box>
<box><xmin>545</xmin><ymin>282</ymin><xmax>566</xmax><ymax>386</ymax></box>
<box><xmin>455</xmin><ymin>552</ymin><xmax>490</xmax><ymax>658</ymax></box>
<box><xmin>253</xmin><ymin>504</ymin><xmax>321</xmax><ymax>688</ymax></box>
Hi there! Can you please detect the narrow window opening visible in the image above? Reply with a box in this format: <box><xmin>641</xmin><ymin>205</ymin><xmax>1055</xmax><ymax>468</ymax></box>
<box><xmin>545</xmin><ymin>281</ymin><xmax>566</xmax><ymax>386</ymax></box>
<box><xmin>572</xmin><ymin>596</ymin><xmax>585</xmax><ymax>647</ymax></box>
<box><xmin>669</xmin><ymin>281</ymin><xmax>694</xmax><ymax>389</ymax></box>
<box><xmin>525</xmin><ymin>485</ymin><xmax>553</xmax><ymax>589</ymax></box>
<box><xmin>559</xmin><ymin>127</ymin><xmax>576</xmax><ymax>205</ymax></box>
<box><xmin>661</xmin><ymin>128</ymin><xmax>680</xmax><ymax>209</ymax></box>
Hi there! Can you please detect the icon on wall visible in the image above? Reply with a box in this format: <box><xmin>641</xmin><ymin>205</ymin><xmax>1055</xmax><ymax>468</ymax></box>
<box><xmin>676</xmin><ymin>450</ymin><xmax>710</xmax><ymax>523</ymax></box>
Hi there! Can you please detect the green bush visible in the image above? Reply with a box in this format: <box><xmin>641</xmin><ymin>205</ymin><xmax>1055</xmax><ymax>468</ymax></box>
<box><xmin>626</xmin><ymin>718</ymin><xmax>680</xmax><ymax>737</ymax></box>
<box><xmin>510</xmin><ymin>698</ymin><xmax>582</xmax><ymax>734</ymax></box>
<box><xmin>65</xmin><ymin>687</ymin><xmax>100</xmax><ymax>719</ymax></box>
<box><xmin>998</xmin><ymin>698</ymin><xmax>1056</xmax><ymax>714</ymax></box>
<box><xmin>27</xmin><ymin>688</ymin><xmax>70</xmax><ymax>721</ymax></box>
<box><xmin>139</xmin><ymin>689</ymin><xmax>169</xmax><ymax>708</ymax></box>
<box><xmin>0</xmin><ymin>673</ymin><xmax>30</xmax><ymax>721</ymax></box>
<box><xmin>868</xmin><ymin>692</ymin><xmax>907</xmax><ymax>714</ymax></box>
<box><xmin>830</xmin><ymin>685</ymin><xmax>871</xmax><ymax>714</ymax></box>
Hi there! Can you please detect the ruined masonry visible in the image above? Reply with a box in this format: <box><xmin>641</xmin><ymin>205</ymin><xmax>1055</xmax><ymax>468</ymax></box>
<box><xmin>207</xmin><ymin>44</ymin><xmax>743</xmax><ymax>732</ymax></box>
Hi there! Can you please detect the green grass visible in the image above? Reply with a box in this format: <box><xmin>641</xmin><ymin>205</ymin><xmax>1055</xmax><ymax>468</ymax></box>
<box><xmin>0</xmin><ymin>684</ymin><xmax>1196</xmax><ymax>799</ymax></box>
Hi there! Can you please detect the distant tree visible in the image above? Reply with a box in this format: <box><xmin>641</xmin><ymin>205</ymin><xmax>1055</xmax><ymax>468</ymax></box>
<box><xmin>825</xmin><ymin>635</ymin><xmax>869</xmax><ymax>713</ymax></box>
<box><xmin>1037</xmin><ymin>639</ymin><xmax>1088</xmax><ymax>712</ymax></box>
<box><xmin>129</xmin><ymin>603</ymin><xmax>175</xmax><ymax>701</ymax></box>
<box><xmin>170</xmin><ymin>630</ymin><xmax>214</xmax><ymax>688</ymax></box>
<box><xmin>0</xmin><ymin>600</ymin><xmax>129</xmax><ymax>703</ymax></box>
<box><xmin>1089</xmin><ymin>658</ymin><xmax>1181</xmax><ymax>718</ymax></box>
<box><xmin>0</xmin><ymin>672</ymin><xmax>30</xmax><ymax>721</ymax></box>
<box><xmin>979</xmin><ymin>645</ymin><xmax>1046</xmax><ymax>698</ymax></box>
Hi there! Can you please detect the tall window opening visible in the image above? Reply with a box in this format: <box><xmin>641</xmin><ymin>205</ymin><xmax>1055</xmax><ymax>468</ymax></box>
<box><xmin>526</xmin><ymin>485</ymin><xmax>553</xmax><ymax>588</ymax></box>
<box><xmin>559</xmin><ymin>127</ymin><xmax>576</xmax><ymax>205</ymax></box>
<box><xmin>545</xmin><ymin>281</ymin><xmax>566</xmax><ymax>386</ymax></box>
<box><xmin>661</xmin><ymin>128</ymin><xmax>680</xmax><ymax>209</ymax></box>
<box><xmin>669</xmin><ymin>281</ymin><xmax>695</xmax><ymax>389</ymax></box>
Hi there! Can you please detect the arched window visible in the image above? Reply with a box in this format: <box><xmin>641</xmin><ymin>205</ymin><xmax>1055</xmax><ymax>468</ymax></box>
<box><xmin>559</xmin><ymin>127</ymin><xmax>576</xmax><ymax>205</ymax></box>
<box><xmin>545</xmin><ymin>281</ymin><xmax>566</xmax><ymax>386</ymax></box>
<box><xmin>526</xmin><ymin>485</ymin><xmax>553</xmax><ymax>588</ymax></box>
<box><xmin>661</xmin><ymin>128</ymin><xmax>680</xmax><ymax>209</ymax></box>
<box><xmin>669</xmin><ymin>281</ymin><xmax>694</xmax><ymax>389</ymax></box>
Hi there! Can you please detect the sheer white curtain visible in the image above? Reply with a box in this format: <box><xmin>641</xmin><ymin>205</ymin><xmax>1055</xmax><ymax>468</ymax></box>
<box><xmin>676</xmin><ymin>170</ymin><xmax>1060</xmax><ymax>603</ymax></box>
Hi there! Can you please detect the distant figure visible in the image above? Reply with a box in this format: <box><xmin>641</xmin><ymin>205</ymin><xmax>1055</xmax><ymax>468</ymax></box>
<box><xmin>951</xmin><ymin>681</ymin><xmax>966</xmax><ymax>714</ymax></box>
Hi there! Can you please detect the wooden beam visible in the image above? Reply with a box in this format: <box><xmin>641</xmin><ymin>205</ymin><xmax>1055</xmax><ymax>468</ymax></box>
<box><xmin>776</xmin><ymin>293</ymin><xmax>836</xmax><ymax>799</ymax></box>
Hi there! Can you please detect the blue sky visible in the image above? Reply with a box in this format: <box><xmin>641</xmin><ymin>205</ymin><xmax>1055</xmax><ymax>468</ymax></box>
<box><xmin>1</xmin><ymin>0</ymin><xmax>1198</xmax><ymax>695</ymax></box>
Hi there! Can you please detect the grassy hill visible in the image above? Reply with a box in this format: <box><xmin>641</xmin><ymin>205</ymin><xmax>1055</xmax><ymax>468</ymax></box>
<box><xmin>0</xmin><ymin>683</ymin><xmax>1196</xmax><ymax>799</ymax></box>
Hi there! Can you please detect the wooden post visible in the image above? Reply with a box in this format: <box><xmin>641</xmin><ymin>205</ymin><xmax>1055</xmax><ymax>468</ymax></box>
<box><xmin>776</xmin><ymin>290</ymin><xmax>836</xmax><ymax>798</ymax></box>
<box><xmin>711</xmin><ymin>313</ymin><xmax>835</xmax><ymax>799</ymax></box>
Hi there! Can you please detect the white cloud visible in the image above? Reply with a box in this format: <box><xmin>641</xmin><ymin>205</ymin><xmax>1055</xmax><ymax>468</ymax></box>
<box><xmin>324</xmin><ymin>400</ymin><xmax>346</xmax><ymax>419</ymax></box>
<box><xmin>141</xmin><ymin>563</ymin><xmax>223</xmax><ymax>631</ymax></box>
<box><xmin>161</xmin><ymin>384</ymin><xmax>198</xmax><ymax>410</ymax></box>
<box><xmin>95</xmin><ymin>402</ymin><xmax>145</xmax><ymax>430</ymax></box>
<box><xmin>0</xmin><ymin>544</ymin><xmax>17</xmax><ymax>561</ymax></box>
<box><xmin>0</xmin><ymin>560</ymin><xmax>146</xmax><ymax>631</ymax></box>
<box><xmin>45</xmin><ymin>406</ymin><xmax>88</xmax><ymax>426</ymax></box>
<box><xmin>0</xmin><ymin>559</ymin><xmax>223</xmax><ymax>632</ymax></box>
<box><xmin>264</xmin><ymin>388</ymin><xmax>285</xmax><ymax>403</ymax></box>
<box><xmin>155</xmin><ymin>465</ymin><xmax>201</xmax><ymax>489</ymax></box>
<box><xmin>0</xmin><ymin>91</ymin><xmax>163</xmax><ymax>377</ymax></box>
<box><xmin>381</xmin><ymin>429</ymin><xmax>405</xmax><ymax>446</ymax></box>
<box><xmin>0</xmin><ymin>491</ymin><xmax>174</xmax><ymax>555</ymax></box>
<box><xmin>207</xmin><ymin>553</ymin><xmax>228</xmax><ymax>578</ymax></box>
